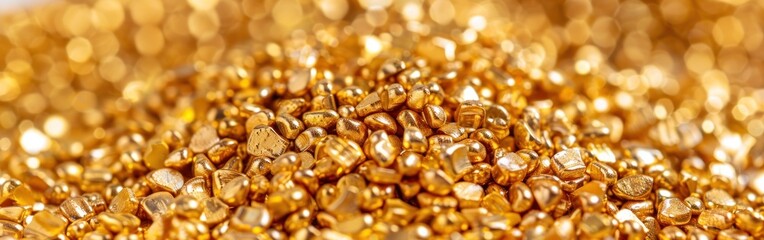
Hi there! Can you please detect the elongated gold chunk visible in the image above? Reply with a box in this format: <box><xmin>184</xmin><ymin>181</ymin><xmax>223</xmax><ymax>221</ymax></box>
<box><xmin>364</xmin><ymin>112</ymin><xmax>398</xmax><ymax>134</ymax></box>
<box><xmin>97</xmin><ymin>212</ymin><xmax>140</xmax><ymax>233</ymax></box>
<box><xmin>277</xmin><ymin>98</ymin><xmax>310</xmax><ymax>117</ymax></box>
<box><xmin>81</xmin><ymin>168</ymin><xmax>113</xmax><ymax>193</ymax></box>
<box><xmin>622</xmin><ymin>200</ymin><xmax>655</xmax><ymax>217</ymax></box>
<box><xmin>59</xmin><ymin>196</ymin><xmax>94</xmax><ymax>221</ymax></box>
<box><xmin>698</xmin><ymin>209</ymin><xmax>734</xmax><ymax>229</ymax></box>
<box><xmin>718</xmin><ymin>229</ymin><xmax>752</xmax><ymax>240</ymax></box>
<box><xmin>703</xmin><ymin>189</ymin><xmax>736</xmax><ymax>211</ymax></box>
<box><xmin>302</xmin><ymin>110</ymin><xmax>339</xmax><ymax>129</ymax></box>
<box><xmin>24</xmin><ymin>210</ymin><xmax>68</xmax><ymax>238</ymax></box>
<box><xmin>659</xmin><ymin>226</ymin><xmax>687</xmax><ymax>240</ymax></box>
<box><xmin>362</xmin><ymin>166</ymin><xmax>402</xmax><ymax>184</ymax></box>
<box><xmin>0</xmin><ymin>206</ymin><xmax>27</xmax><ymax>223</ymax></box>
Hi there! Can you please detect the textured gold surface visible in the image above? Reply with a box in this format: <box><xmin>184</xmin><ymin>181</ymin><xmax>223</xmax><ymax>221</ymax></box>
<box><xmin>246</xmin><ymin>126</ymin><xmax>289</xmax><ymax>159</ymax></box>
<box><xmin>1</xmin><ymin>0</ymin><xmax>764</xmax><ymax>239</ymax></box>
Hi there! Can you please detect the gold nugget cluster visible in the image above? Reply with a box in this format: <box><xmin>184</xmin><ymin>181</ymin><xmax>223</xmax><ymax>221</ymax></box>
<box><xmin>1</xmin><ymin>0</ymin><xmax>764</xmax><ymax>240</ymax></box>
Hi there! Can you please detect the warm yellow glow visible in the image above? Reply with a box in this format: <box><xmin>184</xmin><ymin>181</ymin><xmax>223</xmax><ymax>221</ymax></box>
<box><xmin>574</xmin><ymin>60</ymin><xmax>591</xmax><ymax>75</ymax></box>
<box><xmin>20</xmin><ymin>128</ymin><xmax>51</xmax><ymax>154</ymax></box>
<box><xmin>548</xmin><ymin>71</ymin><xmax>564</xmax><ymax>85</ymax></box>
<box><xmin>363</xmin><ymin>35</ymin><xmax>383</xmax><ymax>57</ymax></box>
<box><xmin>401</xmin><ymin>2</ymin><xmax>422</xmax><ymax>21</ymax></box>
<box><xmin>702</xmin><ymin>119</ymin><xmax>715</xmax><ymax>133</ymax></box>
<box><xmin>720</xmin><ymin>134</ymin><xmax>742</xmax><ymax>151</ymax></box>
<box><xmin>26</xmin><ymin>156</ymin><xmax>41</xmax><ymax>169</ymax></box>
<box><xmin>0</xmin><ymin>138</ymin><xmax>10</xmax><ymax>151</ymax></box>
<box><xmin>123</xmin><ymin>81</ymin><xmax>145</xmax><ymax>102</ymax></box>
<box><xmin>748</xmin><ymin>119</ymin><xmax>764</xmax><ymax>137</ymax></box>
<box><xmin>593</xmin><ymin>97</ymin><xmax>609</xmax><ymax>112</ymax></box>
<box><xmin>44</xmin><ymin>115</ymin><xmax>69</xmax><ymax>138</ymax></box>
<box><xmin>468</xmin><ymin>15</ymin><xmax>486</xmax><ymax>31</ymax></box>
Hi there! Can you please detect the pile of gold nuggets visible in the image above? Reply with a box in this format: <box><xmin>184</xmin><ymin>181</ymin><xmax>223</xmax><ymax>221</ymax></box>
<box><xmin>1</xmin><ymin>0</ymin><xmax>764</xmax><ymax>239</ymax></box>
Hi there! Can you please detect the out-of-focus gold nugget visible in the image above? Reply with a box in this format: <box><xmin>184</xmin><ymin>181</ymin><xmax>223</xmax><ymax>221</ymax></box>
<box><xmin>1</xmin><ymin>0</ymin><xmax>764</xmax><ymax>239</ymax></box>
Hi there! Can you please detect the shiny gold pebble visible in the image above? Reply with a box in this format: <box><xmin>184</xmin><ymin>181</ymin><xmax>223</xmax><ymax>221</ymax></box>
<box><xmin>24</xmin><ymin>210</ymin><xmax>68</xmax><ymax>238</ymax></box>
<box><xmin>551</xmin><ymin>148</ymin><xmax>587</xmax><ymax>180</ymax></box>
<box><xmin>231</xmin><ymin>205</ymin><xmax>272</xmax><ymax>233</ymax></box>
<box><xmin>247</xmin><ymin>126</ymin><xmax>290</xmax><ymax>158</ymax></box>
<box><xmin>59</xmin><ymin>196</ymin><xmax>94</xmax><ymax>221</ymax></box>
<box><xmin>530</xmin><ymin>178</ymin><xmax>563</xmax><ymax>212</ymax></box>
<box><xmin>190</xmin><ymin>125</ymin><xmax>221</xmax><ymax>153</ymax></box>
<box><xmin>146</xmin><ymin>168</ymin><xmax>185</xmax><ymax>195</ymax></box>
<box><xmin>613</xmin><ymin>174</ymin><xmax>654</xmax><ymax>200</ymax></box>
<box><xmin>657</xmin><ymin>198</ymin><xmax>692</xmax><ymax>226</ymax></box>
